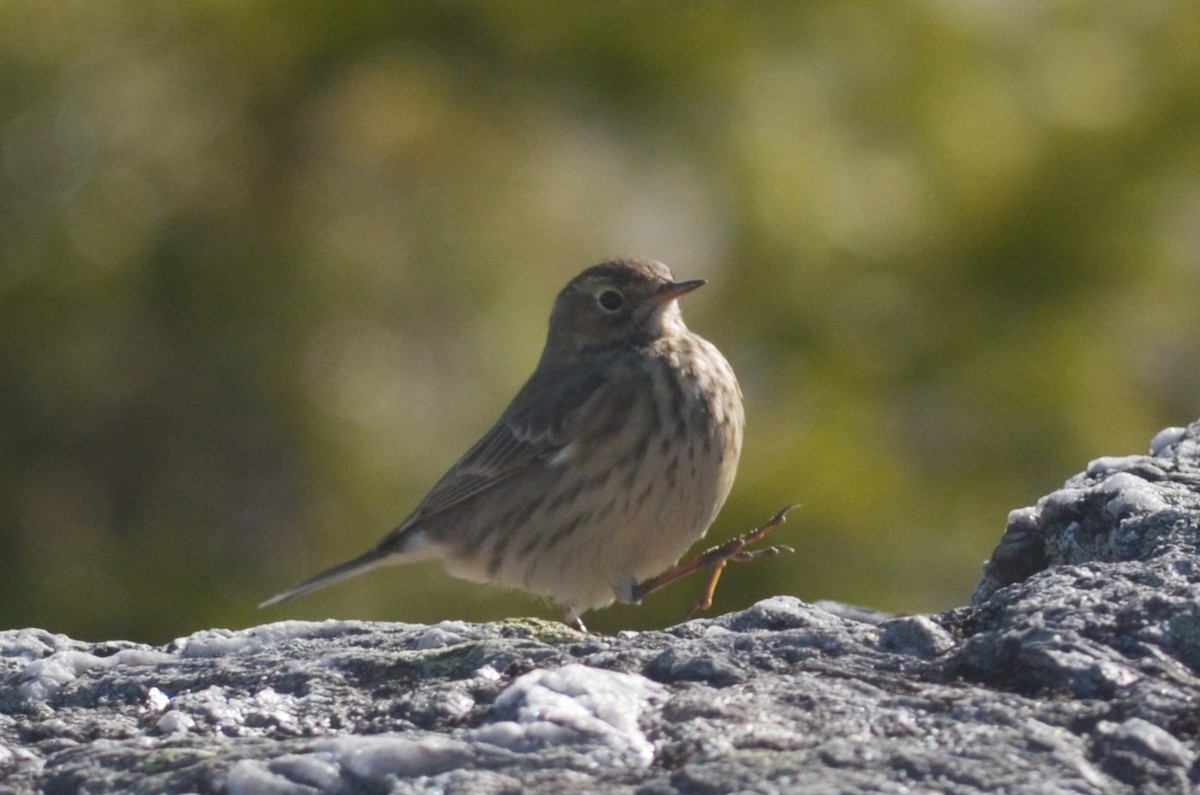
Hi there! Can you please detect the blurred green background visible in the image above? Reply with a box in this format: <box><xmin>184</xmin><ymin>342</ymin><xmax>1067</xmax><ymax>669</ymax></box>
<box><xmin>2</xmin><ymin>2</ymin><xmax>1198</xmax><ymax>643</ymax></box>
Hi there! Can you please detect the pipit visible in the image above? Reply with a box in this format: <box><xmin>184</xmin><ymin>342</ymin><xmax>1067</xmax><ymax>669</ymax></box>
<box><xmin>261</xmin><ymin>257</ymin><xmax>791</xmax><ymax>629</ymax></box>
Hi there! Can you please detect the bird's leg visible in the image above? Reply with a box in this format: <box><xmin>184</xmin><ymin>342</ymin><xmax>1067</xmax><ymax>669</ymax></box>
<box><xmin>629</xmin><ymin>505</ymin><xmax>797</xmax><ymax>617</ymax></box>
<box><xmin>563</xmin><ymin>607</ymin><xmax>587</xmax><ymax>633</ymax></box>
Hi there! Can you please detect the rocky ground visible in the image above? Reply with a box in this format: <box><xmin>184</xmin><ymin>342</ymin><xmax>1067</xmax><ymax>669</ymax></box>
<box><xmin>2</xmin><ymin>422</ymin><xmax>1199</xmax><ymax>794</ymax></box>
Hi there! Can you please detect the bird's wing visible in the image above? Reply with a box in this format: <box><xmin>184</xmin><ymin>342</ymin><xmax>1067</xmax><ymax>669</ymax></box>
<box><xmin>402</xmin><ymin>363</ymin><xmax>611</xmax><ymax>525</ymax></box>
<box><xmin>406</xmin><ymin>418</ymin><xmax>559</xmax><ymax>521</ymax></box>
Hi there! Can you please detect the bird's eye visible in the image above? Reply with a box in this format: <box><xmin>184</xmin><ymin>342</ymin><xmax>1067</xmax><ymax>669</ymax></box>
<box><xmin>597</xmin><ymin>289</ymin><xmax>625</xmax><ymax>312</ymax></box>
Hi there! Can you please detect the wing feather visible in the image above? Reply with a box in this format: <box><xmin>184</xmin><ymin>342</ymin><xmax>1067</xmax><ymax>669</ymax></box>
<box><xmin>401</xmin><ymin>362</ymin><xmax>612</xmax><ymax>525</ymax></box>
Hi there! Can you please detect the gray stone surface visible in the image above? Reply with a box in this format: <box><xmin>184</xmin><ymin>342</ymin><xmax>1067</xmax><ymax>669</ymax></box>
<box><xmin>2</xmin><ymin>421</ymin><xmax>1199</xmax><ymax>794</ymax></box>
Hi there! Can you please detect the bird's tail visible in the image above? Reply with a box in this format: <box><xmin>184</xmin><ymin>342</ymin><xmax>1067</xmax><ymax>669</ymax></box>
<box><xmin>259</xmin><ymin>547</ymin><xmax>397</xmax><ymax>608</ymax></box>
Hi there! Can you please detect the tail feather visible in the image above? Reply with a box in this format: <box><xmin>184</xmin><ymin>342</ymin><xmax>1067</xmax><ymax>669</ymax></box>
<box><xmin>259</xmin><ymin>548</ymin><xmax>394</xmax><ymax>608</ymax></box>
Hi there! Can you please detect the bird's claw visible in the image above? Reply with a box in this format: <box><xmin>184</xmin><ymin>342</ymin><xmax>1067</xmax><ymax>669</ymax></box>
<box><xmin>630</xmin><ymin>505</ymin><xmax>798</xmax><ymax>617</ymax></box>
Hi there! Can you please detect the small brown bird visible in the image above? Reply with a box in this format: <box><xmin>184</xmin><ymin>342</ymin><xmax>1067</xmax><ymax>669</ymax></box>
<box><xmin>262</xmin><ymin>257</ymin><xmax>784</xmax><ymax>629</ymax></box>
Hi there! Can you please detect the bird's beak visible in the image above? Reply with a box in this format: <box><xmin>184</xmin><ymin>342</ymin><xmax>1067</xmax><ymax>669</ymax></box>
<box><xmin>654</xmin><ymin>278</ymin><xmax>706</xmax><ymax>304</ymax></box>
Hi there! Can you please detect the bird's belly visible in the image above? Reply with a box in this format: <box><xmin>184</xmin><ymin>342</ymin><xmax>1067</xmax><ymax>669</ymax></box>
<box><xmin>482</xmin><ymin>421</ymin><xmax>735</xmax><ymax>611</ymax></box>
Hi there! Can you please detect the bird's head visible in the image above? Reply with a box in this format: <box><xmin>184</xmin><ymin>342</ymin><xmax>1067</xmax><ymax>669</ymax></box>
<box><xmin>546</xmin><ymin>258</ymin><xmax>704</xmax><ymax>357</ymax></box>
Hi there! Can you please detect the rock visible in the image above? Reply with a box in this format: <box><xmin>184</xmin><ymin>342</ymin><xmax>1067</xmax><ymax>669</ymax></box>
<box><xmin>972</xmin><ymin>423</ymin><xmax>1199</xmax><ymax>605</ymax></box>
<box><xmin>2</xmin><ymin>421</ymin><xmax>1199</xmax><ymax>794</ymax></box>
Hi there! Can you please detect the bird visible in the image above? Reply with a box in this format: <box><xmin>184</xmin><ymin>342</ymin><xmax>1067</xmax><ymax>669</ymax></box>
<box><xmin>261</xmin><ymin>257</ymin><xmax>781</xmax><ymax>630</ymax></box>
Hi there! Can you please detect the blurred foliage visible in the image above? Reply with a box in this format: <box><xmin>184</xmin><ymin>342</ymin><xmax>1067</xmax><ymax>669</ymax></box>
<box><xmin>1</xmin><ymin>1</ymin><xmax>1198</xmax><ymax>642</ymax></box>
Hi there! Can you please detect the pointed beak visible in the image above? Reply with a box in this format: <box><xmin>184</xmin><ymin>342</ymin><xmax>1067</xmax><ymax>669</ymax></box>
<box><xmin>654</xmin><ymin>278</ymin><xmax>706</xmax><ymax>304</ymax></box>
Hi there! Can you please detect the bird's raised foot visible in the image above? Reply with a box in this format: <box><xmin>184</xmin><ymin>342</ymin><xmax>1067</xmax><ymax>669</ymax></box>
<box><xmin>629</xmin><ymin>505</ymin><xmax>798</xmax><ymax>617</ymax></box>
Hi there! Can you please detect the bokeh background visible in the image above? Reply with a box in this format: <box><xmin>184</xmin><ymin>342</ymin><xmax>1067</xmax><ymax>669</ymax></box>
<box><xmin>2</xmin><ymin>2</ymin><xmax>1198</xmax><ymax>643</ymax></box>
